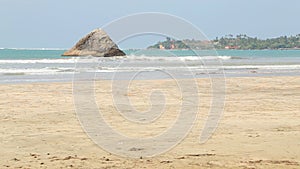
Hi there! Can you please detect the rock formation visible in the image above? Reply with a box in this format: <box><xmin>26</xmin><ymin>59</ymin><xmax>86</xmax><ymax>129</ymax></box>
<box><xmin>62</xmin><ymin>29</ymin><xmax>125</xmax><ymax>57</ymax></box>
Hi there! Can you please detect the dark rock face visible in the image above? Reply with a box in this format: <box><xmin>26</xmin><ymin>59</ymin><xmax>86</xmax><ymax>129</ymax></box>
<box><xmin>62</xmin><ymin>29</ymin><xmax>125</xmax><ymax>57</ymax></box>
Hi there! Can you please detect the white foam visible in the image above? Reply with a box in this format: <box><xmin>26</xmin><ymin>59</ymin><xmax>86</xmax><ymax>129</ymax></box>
<box><xmin>0</xmin><ymin>59</ymin><xmax>77</xmax><ymax>64</ymax></box>
<box><xmin>0</xmin><ymin>67</ymin><xmax>75</xmax><ymax>75</ymax></box>
<box><xmin>125</xmin><ymin>55</ymin><xmax>233</xmax><ymax>61</ymax></box>
<box><xmin>183</xmin><ymin>56</ymin><xmax>232</xmax><ymax>61</ymax></box>
<box><xmin>0</xmin><ymin>55</ymin><xmax>235</xmax><ymax>64</ymax></box>
<box><xmin>224</xmin><ymin>65</ymin><xmax>300</xmax><ymax>70</ymax></box>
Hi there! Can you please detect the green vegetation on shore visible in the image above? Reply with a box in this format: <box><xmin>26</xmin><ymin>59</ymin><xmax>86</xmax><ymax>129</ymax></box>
<box><xmin>148</xmin><ymin>34</ymin><xmax>300</xmax><ymax>50</ymax></box>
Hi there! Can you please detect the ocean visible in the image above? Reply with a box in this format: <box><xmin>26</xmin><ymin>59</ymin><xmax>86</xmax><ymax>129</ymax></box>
<box><xmin>0</xmin><ymin>48</ymin><xmax>300</xmax><ymax>84</ymax></box>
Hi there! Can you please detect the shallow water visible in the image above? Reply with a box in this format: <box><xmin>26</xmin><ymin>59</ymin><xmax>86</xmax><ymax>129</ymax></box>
<box><xmin>0</xmin><ymin>49</ymin><xmax>300</xmax><ymax>84</ymax></box>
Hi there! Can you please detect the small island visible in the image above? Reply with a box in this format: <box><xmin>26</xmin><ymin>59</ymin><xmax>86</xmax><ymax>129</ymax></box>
<box><xmin>148</xmin><ymin>34</ymin><xmax>300</xmax><ymax>50</ymax></box>
<box><xmin>62</xmin><ymin>29</ymin><xmax>125</xmax><ymax>57</ymax></box>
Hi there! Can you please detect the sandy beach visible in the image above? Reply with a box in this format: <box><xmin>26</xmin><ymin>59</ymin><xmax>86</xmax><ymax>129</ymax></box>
<box><xmin>0</xmin><ymin>76</ymin><xmax>299</xmax><ymax>169</ymax></box>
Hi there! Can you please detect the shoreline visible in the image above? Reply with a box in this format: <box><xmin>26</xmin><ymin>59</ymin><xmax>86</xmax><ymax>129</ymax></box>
<box><xmin>1</xmin><ymin>49</ymin><xmax>300</xmax><ymax>84</ymax></box>
<box><xmin>1</xmin><ymin>73</ymin><xmax>300</xmax><ymax>85</ymax></box>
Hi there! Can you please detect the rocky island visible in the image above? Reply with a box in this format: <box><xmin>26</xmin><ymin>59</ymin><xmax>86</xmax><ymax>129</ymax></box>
<box><xmin>62</xmin><ymin>28</ymin><xmax>125</xmax><ymax>57</ymax></box>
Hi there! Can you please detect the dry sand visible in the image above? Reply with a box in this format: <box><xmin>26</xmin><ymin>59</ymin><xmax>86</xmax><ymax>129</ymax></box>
<box><xmin>0</xmin><ymin>76</ymin><xmax>299</xmax><ymax>169</ymax></box>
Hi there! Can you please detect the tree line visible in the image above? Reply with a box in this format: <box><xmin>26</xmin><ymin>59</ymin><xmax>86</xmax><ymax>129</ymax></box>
<box><xmin>147</xmin><ymin>34</ymin><xmax>300</xmax><ymax>50</ymax></box>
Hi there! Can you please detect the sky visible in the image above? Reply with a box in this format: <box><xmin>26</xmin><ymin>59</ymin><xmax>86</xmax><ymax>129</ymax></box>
<box><xmin>0</xmin><ymin>0</ymin><xmax>299</xmax><ymax>49</ymax></box>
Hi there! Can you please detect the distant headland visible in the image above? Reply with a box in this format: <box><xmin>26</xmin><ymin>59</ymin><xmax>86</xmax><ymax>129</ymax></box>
<box><xmin>148</xmin><ymin>34</ymin><xmax>300</xmax><ymax>50</ymax></box>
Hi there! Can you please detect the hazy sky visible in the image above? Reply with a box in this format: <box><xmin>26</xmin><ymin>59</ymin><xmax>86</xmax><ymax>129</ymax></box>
<box><xmin>1</xmin><ymin>0</ymin><xmax>299</xmax><ymax>48</ymax></box>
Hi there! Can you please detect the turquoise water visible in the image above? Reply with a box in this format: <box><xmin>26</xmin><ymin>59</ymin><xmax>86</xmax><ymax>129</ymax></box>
<box><xmin>125</xmin><ymin>49</ymin><xmax>300</xmax><ymax>59</ymax></box>
<box><xmin>0</xmin><ymin>49</ymin><xmax>66</xmax><ymax>60</ymax></box>
<box><xmin>216</xmin><ymin>50</ymin><xmax>300</xmax><ymax>58</ymax></box>
<box><xmin>0</xmin><ymin>49</ymin><xmax>300</xmax><ymax>60</ymax></box>
<box><xmin>0</xmin><ymin>49</ymin><xmax>299</xmax><ymax>84</ymax></box>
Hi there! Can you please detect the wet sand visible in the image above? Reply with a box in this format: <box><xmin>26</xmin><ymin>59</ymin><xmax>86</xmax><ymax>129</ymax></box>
<box><xmin>0</xmin><ymin>76</ymin><xmax>299</xmax><ymax>168</ymax></box>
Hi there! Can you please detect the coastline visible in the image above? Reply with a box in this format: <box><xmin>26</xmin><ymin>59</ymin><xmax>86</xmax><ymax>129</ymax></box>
<box><xmin>1</xmin><ymin>76</ymin><xmax>299</xmax><ymax>168</ymax></box>
<box><xmin>1</xmin><ymin>48</ymin><xmax>300</xmax><ymax>84</ymax></box>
